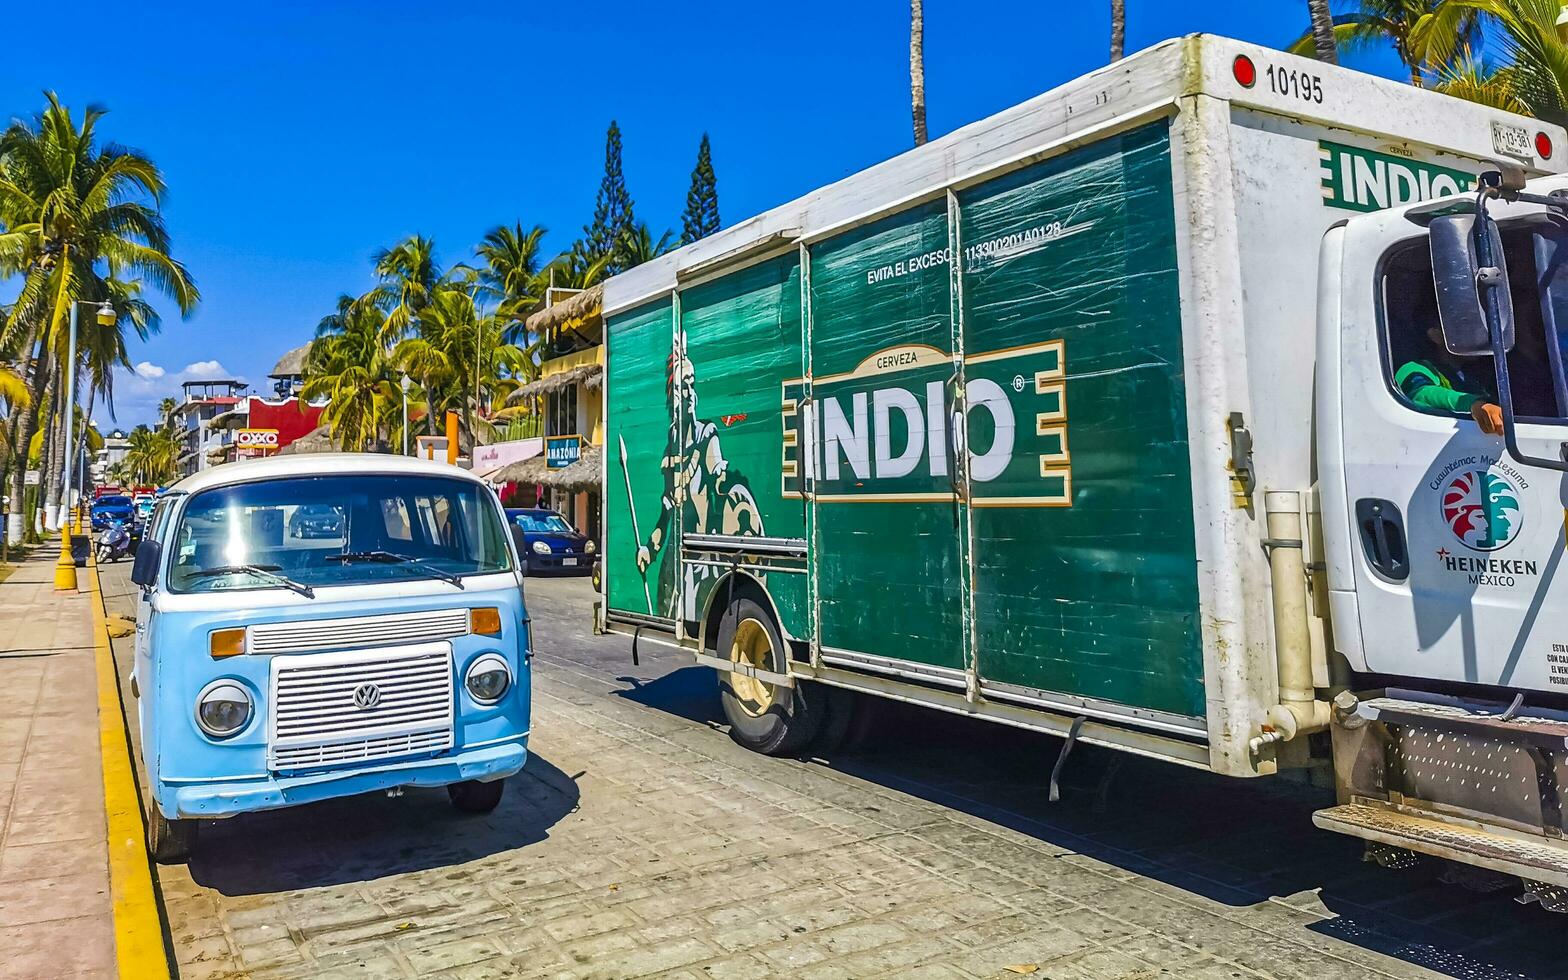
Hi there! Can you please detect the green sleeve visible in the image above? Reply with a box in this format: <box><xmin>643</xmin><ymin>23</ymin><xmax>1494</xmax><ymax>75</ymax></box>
<box><xmin>1395</xmin><ymin>362</ymin><xmax>1480</xmax><ymax>414</ymax></box>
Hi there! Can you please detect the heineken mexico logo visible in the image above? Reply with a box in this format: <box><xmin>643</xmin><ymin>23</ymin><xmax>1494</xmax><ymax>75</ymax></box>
<box><xmin>1440</xmin><ymin>467</ymin><xmax>1523</xmax><ymax>552</ymax></box>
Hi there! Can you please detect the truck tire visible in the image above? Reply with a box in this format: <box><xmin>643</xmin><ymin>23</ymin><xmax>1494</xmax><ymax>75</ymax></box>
<box><xmin>716</xmin><ymin>597</ymin><xmax>819</xmax><ymax>755</ymax></box>
<box><xmin>146</xmin><ymin>799</ymin><xmax>196</xmax><ymax>864</ymax></box>
<box><xmin>805</xmin><ymin>682</ymin><xmax>858</xmax><ymax>756</ymax></box>
<box><xmin>447</xmin><ymin>779</ymin><xmax>505</xmax><ymax>813</ymax></box>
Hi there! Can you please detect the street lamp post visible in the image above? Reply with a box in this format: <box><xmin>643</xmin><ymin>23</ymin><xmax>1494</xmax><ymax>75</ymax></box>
<box><xmin>54</xmin><ymin>300</ymin><xmax>115</xmax><ymax>592</ymax></box>
<box><xmin>400</xmin><ymin>373</ymin><xmax>412</xmax><ymax>455</ymax></box>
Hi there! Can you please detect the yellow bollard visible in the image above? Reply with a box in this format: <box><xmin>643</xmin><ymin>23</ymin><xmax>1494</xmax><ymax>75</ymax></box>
<box><xmin>54</xmin><ymin>524</ymin><xmax>78</xmax><ymax>591</ymax></box>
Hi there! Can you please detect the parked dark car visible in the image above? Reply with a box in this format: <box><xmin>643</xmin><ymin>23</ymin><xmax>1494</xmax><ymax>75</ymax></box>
<box><xmin>288</xmin><ymin>504</ymin><xmax>344</xmax><ymax>539</ymax></box>
<box><xmin>90</xmin><ymin>494</ymin><xmax>135</xmax><ymax>531</ymax></box>
<box><xmin>505</xmin><ymin>508</ymin><xmax>595</xmax><ymax>575</ymax></box>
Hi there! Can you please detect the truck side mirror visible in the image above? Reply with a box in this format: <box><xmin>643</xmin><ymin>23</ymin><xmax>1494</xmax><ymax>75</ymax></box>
<box><xmin>1429</xmin><ymin>213</ymin><xmax>1515</xmax><ymax>355</ymax></box>
<box><xmin>130</xmin><ymin>539</ymin><xmax>162</xmax><ymax>589</ymax></box>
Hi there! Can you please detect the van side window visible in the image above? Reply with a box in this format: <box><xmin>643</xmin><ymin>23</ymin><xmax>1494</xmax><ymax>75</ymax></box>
<box><xmin>1381</xmin><ymin>224</ymin><xmax>1567</xmax><ymax>421</ymax></box>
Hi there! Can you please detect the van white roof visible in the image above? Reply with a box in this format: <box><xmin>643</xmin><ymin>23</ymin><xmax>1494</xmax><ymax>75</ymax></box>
<box><xmin>167</xmin><ymin>454</ymin><xmax>486</xmax><ymax>496</ymax></box>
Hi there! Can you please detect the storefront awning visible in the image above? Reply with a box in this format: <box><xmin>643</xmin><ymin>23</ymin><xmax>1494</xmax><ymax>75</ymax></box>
<box><xmin>483</xmin><ymin>444</ymin><xmax>601</xmax><ymax>491</ymax></box>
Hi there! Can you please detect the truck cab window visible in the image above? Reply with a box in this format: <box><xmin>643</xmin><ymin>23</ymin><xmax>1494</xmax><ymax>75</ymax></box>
<box><xmin>1381</xmin><ymin>222</ymin><xmax>1567</xmax><ymax>421</ymax></box>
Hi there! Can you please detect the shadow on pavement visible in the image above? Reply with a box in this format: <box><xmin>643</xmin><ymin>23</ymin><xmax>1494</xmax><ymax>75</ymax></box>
<box><xmin>187</xmin><ymin>753</ymin><xmax>580</xmax><ymax>897</ymax></box>
<box><xmin>613</xmin><ymin>665</ymin><xmax>725</xmax><ymax>729</ymax></box>
<box><xmin>621</xmin><ymin>674</ymin><xmax>1562</xmax><ymax>980</ymax></box>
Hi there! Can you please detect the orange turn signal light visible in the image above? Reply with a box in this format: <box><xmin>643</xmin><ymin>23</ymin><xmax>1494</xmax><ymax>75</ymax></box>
<box><xmin>210</xmin><ymin>628</ymin><xmax>246</xmax><ymax>658</ymax></box>
<box><xmin>470</xmin><ymin>607</ymin><xmax>503</xmax><ymax>636</ymax></box>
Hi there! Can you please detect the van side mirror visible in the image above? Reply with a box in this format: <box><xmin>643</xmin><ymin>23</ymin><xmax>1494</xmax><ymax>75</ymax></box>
<box><xmin>1429</xmin><ymin>213</ymin><xmax>1515</xmax><ymax>355</ymax></box>
<box><xmin>130</xmin><ymin>539</ymin><xmax>162</xmax><ymax>589</ymax></box>
<box><xmin>509</xmin><ymin>524</ymin><xmax>528</xmax><ymax>560</ymax></box>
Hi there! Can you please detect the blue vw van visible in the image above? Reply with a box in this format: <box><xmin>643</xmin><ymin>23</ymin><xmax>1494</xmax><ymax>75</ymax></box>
<box><xmin>129</xmin><ymin>455</ymin><xmax>531</xmax><ymax>862</ymax></box>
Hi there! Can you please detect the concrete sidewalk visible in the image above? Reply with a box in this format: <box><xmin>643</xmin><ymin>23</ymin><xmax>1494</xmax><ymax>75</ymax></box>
<box><xmin>0</xmin><ymin>551</ymin><xmax>116</xmax><ymax>978</ymax></box>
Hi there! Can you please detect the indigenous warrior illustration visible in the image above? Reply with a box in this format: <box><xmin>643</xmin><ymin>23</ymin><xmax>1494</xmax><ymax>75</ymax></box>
<box><xmin>635</xmin><ymin>328</ymin><xmax>765</xmax><ymax>619</ymax></box>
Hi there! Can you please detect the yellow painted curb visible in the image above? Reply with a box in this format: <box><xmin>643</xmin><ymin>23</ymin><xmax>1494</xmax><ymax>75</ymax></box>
<box><xmin>87</xmin><ymin>559</ymin><xmax>173</xmax><ymax>979</ymax></box>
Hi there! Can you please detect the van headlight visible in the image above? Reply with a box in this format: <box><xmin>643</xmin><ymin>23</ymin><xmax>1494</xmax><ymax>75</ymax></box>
<box><xmin>531</xmin><ymin>540</ymin><xmax>551</xmax><ymax>555</ymax></box>
<box><xmin>195</xmin><ymin>681</ymin><xmax>253</xmax><ymax>738</ymax></box>
<box><xmin>465</xmin><ymin>654</ymin><xmax>512</xmax><ymax>704</ymax></box>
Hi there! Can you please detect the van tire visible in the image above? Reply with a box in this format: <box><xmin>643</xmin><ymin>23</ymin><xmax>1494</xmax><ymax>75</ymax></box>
<box><xmin>716</xmin><ymin>597</ymin><xmax>819</xmax><ymax>756</ymax></box>
<box><xmin>448</xmin><ymin>779</ymin><xmax>505</xmax><ymax>813</ymax></box>
<box><xmin>147</xmin><ymin>801</ymin><xmax>196</xmax><ymax>864</ymax></box>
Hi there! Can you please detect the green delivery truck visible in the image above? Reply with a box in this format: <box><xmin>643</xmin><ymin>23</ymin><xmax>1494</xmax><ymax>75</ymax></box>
<box><xmin>600</xmin><ymin>34</ymin><xmax>1568</xmax><ymax>900</ymax></box>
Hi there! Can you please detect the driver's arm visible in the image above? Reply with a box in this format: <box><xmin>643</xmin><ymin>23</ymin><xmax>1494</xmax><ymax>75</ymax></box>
<box><xmin>1395</xmin><ymin>361</ymin><xmax>1503</xmax><ymax>434</ymax></box>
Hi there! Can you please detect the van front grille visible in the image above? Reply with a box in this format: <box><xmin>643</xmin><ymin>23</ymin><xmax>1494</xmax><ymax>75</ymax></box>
<box><xmin>267</xmin><ymin>643</ymin><xmax>453</xmax><ymax>771</ymax></box>
<box><xmin>248</xmin><ymin>608</ymin><xmax>470</xmax><ymax>655</ymax></box>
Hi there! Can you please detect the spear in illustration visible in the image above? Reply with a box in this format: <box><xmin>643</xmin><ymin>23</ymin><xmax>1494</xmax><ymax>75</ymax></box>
<box><xmin>618</xmin><ymin>435</ymin><xmax>654</xmax><ymax>614</ymax></box>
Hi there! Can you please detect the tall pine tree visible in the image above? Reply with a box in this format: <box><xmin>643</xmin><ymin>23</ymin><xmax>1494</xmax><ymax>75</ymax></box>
<box><xmin>581</xmin><ymin>120</ymin><xmax>637</xmax><ymax>275</ymax></box>
<box><xmin>681</xmin><ymin>133</ymin><xmax>721</xmax><ymax>246</ymax></box>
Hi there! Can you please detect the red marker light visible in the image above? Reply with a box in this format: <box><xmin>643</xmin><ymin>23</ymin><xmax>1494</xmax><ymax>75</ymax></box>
<box><xmin>1233</xmin><ymin>55</ymin><xmax>1257</xmax><ymax>88</ymax></box>
<box><xmin>1537</xmin><ymin>131</ymin><xmax>1554</xmax><ymax>159</ymax></box>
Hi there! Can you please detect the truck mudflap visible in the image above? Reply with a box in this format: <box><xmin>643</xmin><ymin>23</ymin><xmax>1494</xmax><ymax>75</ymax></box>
<box><xmin>1316</xmin><ymin>689</ymin><xmax>1568</xmax><ymax>895</ymax></box>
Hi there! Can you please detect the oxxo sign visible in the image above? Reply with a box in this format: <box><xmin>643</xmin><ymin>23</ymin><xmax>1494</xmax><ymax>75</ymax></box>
<box><xmin>235</xmin><ymin>428</ymin><xmax>279</xmax><ymax>449</ymax></box>
<box><xmin>782</xmin><ymin>340</ymin><xmax>1071</xmax><ymax>507</ymax></box>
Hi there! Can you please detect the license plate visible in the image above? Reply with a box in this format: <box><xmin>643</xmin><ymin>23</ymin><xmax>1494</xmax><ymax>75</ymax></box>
<box><xmin>1493</xmin><ymin>121</ymin><xmax>1532</xmax><ymax>159</ymax></box>
<box><xmin>563</xmin><ymin>557</ymin><xmax>578</xmax><ymax>566</ymax></box>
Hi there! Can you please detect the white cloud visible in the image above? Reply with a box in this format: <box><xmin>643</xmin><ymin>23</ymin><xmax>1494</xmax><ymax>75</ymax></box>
<box><xmin>133</xmin><ymin>361</ymin><xmax>165</xmax><ymax>380</ymax></box>
<box><xmin>181</xmin><ymin>360</ymin><xmax>228</xmax><ymax>378</ymax></box>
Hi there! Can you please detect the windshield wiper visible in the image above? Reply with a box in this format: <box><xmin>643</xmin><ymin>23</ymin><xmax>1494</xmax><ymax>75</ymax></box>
<box><xmin>327</xmin><ymin>551</ymin><xmax>466</xmax><ymax>590</ymax></box>
<box><xmin>192</xmin><ymin>564</ymin><xmax>316</xmax><ymax>599</ymax></box>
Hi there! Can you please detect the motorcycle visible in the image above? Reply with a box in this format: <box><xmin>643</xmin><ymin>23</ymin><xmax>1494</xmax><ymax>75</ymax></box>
<box><xmin>96</xmin><ymin>521</ymin><xmax>133</xmax><ymax>564</ymax></box>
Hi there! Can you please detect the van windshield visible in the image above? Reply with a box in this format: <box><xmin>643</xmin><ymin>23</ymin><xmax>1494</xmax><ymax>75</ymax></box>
<box><xmin>167</xmin><ymin>474</ymin><xmax>512</xmax><ymax>594</ymax></box>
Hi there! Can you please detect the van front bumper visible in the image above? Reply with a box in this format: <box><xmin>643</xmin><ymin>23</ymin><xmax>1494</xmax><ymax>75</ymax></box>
<box><xmin>161</xmin><ymin>737</ymin><xmax>527</xmax><ymax>820</ymax></box>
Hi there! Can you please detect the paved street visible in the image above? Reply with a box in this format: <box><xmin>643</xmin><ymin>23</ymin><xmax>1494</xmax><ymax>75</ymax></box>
<box><xmin>98</xmin><ymin>562</ymin><xmax>1568</xmax><ymax>980</ymax></box>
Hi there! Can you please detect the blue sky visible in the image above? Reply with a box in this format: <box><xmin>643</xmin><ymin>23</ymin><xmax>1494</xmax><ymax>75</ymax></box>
<box><xmin>0</xmin><ymin>1</ymin><xmax>1404</xmax><ymax>430</ymax></box>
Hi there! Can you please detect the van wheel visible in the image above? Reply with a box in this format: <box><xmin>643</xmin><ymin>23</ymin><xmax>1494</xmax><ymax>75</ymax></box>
<box><xmin>716</xmin><ymin>597</ymin><xmax>819</xmax><ymax>755</ymax></box>
<box><xmin>447</xmin><ymin>779</ymin><xmax>505</xmax><ymax>813</ymax></box>
<box><xmin>147</xmin><ymin>801</ymin><xmax>197</xmax><ymax>864</ymax></box>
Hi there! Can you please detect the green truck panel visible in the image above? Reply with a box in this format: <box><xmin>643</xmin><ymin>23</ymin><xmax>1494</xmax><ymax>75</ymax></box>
<box><xmin>807</xmin><ymin>201</ymin><xmax>965</xmax><ymax>669</ymax></box>
<box><xmin>958</xmin><ymin>124</ymin><xmax>1203</xmax><ymax>718</ymax></box>
<box><xmin>606</xmin><ymin>121</ymin><xmax>1204</xmax><ymax>721</ymax></box>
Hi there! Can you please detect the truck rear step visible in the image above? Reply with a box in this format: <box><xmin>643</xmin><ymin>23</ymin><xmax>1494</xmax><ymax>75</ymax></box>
<box><xmin>1314</xmin><ymin>802</ymin><xmax>1568</xmax><ymax>887</ymax></box>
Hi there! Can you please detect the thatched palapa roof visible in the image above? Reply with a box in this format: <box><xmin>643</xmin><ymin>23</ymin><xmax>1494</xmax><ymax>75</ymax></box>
<box><xmin>506</xmin><ymin>363</ymin><xmax>602</xmax><ymax>403</ymax></box>
<box><xmin>271</xmin><ymin>342</ymin><xmax>313</xmax><ymax>378</ymax></box>
<box><xmin>525</xmin><ymin>283</ymin><xmax>602</xmax><ymax>337</ymax></box>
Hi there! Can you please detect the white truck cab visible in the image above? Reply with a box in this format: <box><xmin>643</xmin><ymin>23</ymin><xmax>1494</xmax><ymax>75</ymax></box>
<box><xmin>1317</xmin><ymin>169</ymin><xmax>1568</xmax><ymax>904</ymax></box>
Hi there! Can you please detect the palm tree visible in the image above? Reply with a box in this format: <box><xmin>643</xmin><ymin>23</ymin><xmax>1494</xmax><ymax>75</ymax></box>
<box><xmin>1308</xmin><ymin>0</ymin><xmax>1341</xmax><ymax>63</ymax></box>
<box><xmin>475</xmin><ymin>223</ymin><xmax>551</xmax><ymax>358</ymax></box>
<box><xmin>365</xmin><ymin>235</ymin><xmax>443</xmax><ymax>341</ymax></box>
<box><xmin>1289</xmin><ymin>1</ymin><xmax>1481</xmax><ymax>86</ymax></box>
<box><xmin>302</xmin><ymin>295</ymin><xmax>396</xmax><ymax>451</ymax></box>
<box><xmin>1428</xmin><ymin>0</ymin><xmax>1568</xmax><ymax>126</ymax></box>
<box><xmin>0</xmin><ymin>92</ymin><xmax>197</xmax><ymax>542</ymax></box>
<box><xmin>120</xmin><ymin>424</ymin><xmax>178</xmax><ymax>485</ymax></box>
<box><xmin>1111</xmin><ymin>0</ymin><xmax>1127</xmax><ymax>61</ymax></box>
<box><xmin>911</xmin><ymin>0</ymin><xmax>928</xmax><ymax>146</ymax></box>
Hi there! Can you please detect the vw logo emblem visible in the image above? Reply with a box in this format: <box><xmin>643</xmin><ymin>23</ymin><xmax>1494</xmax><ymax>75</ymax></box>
<box><xmin>352</xmin><ymin>682</ymin><xmax>382</xmax><ymax>709</ymax></box>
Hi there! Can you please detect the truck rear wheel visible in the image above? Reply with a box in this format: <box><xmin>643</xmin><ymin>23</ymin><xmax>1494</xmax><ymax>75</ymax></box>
<box><xmin>716</xmin><ymin>597</ymin><xmax>819</xmax><ymax>755</ymax></box>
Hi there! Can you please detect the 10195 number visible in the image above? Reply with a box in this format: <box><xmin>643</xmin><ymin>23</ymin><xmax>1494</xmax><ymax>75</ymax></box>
<box><xmin>1266</xmin><ymin>64</ymin><xmax>1324</xmax><ymax>104</ymax></box>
